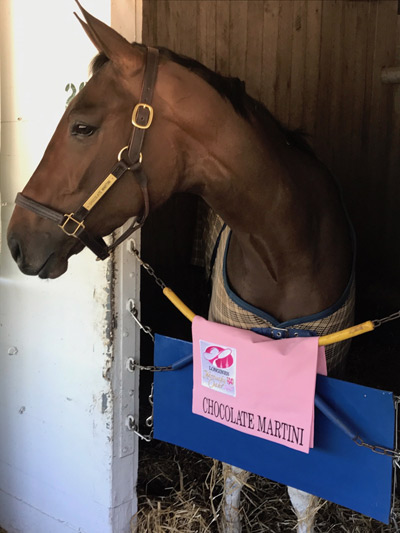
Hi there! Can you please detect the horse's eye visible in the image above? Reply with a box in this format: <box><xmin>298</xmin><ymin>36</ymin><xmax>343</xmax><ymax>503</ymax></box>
<box><xmin>71</xmin><ymin>123</ymin><xmax>97</xmax><ymax>137</ymax></box>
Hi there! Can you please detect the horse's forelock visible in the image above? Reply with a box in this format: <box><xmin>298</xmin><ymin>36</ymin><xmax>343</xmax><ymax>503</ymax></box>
<box><xmin>90</xmin><ymin>52</ymin><xmax>109</xmax><ymax>75</ymax></box>
<box><xmin>90</xmin><ymin>43</ymin><xmax>146</xmax><ymax>76</ymax></box>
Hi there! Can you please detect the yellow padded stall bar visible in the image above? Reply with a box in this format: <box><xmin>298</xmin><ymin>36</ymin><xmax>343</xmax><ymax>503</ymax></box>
<box><xmin>318</xmin><ymin>321</ymin><xmax>375</xmax><ymax>346</ymax></box>
<box><xmin>163</xmin><ymin>287</ymin><xmax>196</xmax><ymax>322</ymax></box>
<box><xmin>162</xmin><ymin>287</ymin><xmax>375</xmax><ymax>347</ymax></box>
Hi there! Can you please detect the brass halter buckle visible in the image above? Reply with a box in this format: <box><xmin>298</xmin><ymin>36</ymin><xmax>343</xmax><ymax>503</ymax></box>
<box><xmin>59</xmin><ymin>213</ymin><xmax>85</xmax><ymax>237</ymax></box>
<box><xmin>132</xmin><ymin>103</ymin><xmax>154</xmax><ymax>129</ymax></box>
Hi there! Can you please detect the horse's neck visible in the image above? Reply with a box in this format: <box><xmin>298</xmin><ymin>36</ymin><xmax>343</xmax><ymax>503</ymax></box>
<box><xmin>185</xmin><ymin>114</ymin><xmax>292</xmax><ymax>235</ymax></box>
<box><xmin>179</xmin><ymin>108</ymin><xmax>352</xmax><ymax>321</ymax></box>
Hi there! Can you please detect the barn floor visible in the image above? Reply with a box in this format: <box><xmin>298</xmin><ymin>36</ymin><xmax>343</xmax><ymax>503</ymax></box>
<box><xmin>135</xmin><ymin>439</ymin><xmax>399</xmax><ymax>532</ymax></box>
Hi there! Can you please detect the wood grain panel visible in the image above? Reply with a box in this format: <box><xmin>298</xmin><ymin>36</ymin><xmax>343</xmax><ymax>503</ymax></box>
<box><xmin>274</xmin><ymin>0</ymin><xmax>293</xmax><ymax>125</ymax></box>
<box><xmin>288</xmin><ymin>0</ymin><xmax>306</xmax><ymax>129</ymax></box>
<box><xmin>215</xmin><ymin>1</ymin><xmax>230</xmax><ymax>75</ymax></box>
<box><xmin>228</xmin><ymin>1</ymin><xmax>248</xmax><ymax>81</ymax></box>
<box><xmin>302</xmin><ymin>0</ymin><xmax>322</xmax><ymax>138</ymax></box>
<box><xmin>197</xmin><ymin>1</ymin><xmax>216</xmax><ymax>70</ymax></box>
<box><xmin>156</xmin><ymin>0</ymin><xmax>172</xmax><ymax>47</ymax></box>
<box><xmin>385</xmin><ymin>14</ymin><xmax>400</xmax><ymax>249</ymax></box>
<box><xmin>174</xmin><ymin>1</ymin><xmax>198</xmax><ymax>57</ymax></box>
<box><xmin>245</xmin><ymin>1</ymin><xmax>264</xmax><ymax>100</ymax></box>
<box><xmin>261</xmin><ymin>1</ymin><xmax>280</xmax><ymax>112</ymax></box>
<box><xmin>314</xmin><ymin>1</ymin><xmax>344</xmax><ymax>166</ymax></box>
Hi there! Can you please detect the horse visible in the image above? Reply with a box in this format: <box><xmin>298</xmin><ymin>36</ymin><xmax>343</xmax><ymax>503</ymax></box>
<box><xmin>7</xmin><ymin>4</ymin><xmax>354</xmax><ymax>533</ymax></box>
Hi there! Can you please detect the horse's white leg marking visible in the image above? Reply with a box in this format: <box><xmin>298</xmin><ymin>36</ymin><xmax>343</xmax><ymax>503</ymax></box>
<box><xmin>221</xmin><ymin>463</ymin><xmax>250</xmax><ymax>533</ymax></box>
<box><xmin>288</xmin><ymin>486</ymin><xmax>319</xmax><ymax>533</ymax></box>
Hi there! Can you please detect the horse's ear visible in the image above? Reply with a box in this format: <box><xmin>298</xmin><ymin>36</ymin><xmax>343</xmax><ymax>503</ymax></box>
<box><xmin>74</xmin><ymin>12</ymin><xmax>104</xmax><ymax>53</ymax></box>
<box><xmin>74</xmin><ymin>1</ymin><xmax>142</xmax><ymax>76</ymax></box>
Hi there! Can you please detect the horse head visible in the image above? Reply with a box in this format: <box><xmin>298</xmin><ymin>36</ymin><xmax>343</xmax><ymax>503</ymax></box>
<box><xmin>7</xmin><ymin>3</ymin><xmax>194</xmax><ymax>278</ymax></box>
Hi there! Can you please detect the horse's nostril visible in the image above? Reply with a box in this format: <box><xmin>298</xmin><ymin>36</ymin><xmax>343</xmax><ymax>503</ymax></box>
<box><xmin>7</xmin><ymin>235</ymin><xmax>22</xmax><ymax>263</ymax></box>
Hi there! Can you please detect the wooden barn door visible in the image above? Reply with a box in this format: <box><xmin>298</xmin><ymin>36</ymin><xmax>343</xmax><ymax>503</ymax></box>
<box><xmin>142</xmin><ymin>0</ymin><xmax>400</xmax><ymax>320</ymax></box>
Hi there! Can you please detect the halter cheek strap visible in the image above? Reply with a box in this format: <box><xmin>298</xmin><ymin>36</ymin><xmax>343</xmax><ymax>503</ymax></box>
<box><xmin>15</xmin><ymin>46</ymin><xmax>159</xmax><ymax>261</ymax></box>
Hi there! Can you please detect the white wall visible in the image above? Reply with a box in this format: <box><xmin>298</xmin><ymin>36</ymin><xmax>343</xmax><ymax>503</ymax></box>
<box><xmin>0</xmin><ymin>1</ymin><xmax>142</xmax><ymax>532</ymax></box>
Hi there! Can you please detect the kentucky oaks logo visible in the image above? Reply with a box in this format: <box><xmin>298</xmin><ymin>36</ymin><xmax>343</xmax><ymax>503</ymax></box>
<box><xmin>199</xmin><ymin>341</ymin><xmax>237</xmax><ymax>397</ymax></box>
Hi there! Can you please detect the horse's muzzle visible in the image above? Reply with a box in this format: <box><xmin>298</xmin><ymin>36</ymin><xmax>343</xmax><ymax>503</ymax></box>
<box><xmin>7</xmin><ymin>225</ymin><xmax>82</xmax><ymax>278</ymax></box>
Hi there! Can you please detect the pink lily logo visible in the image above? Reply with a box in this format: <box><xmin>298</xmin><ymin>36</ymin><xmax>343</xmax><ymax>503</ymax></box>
<box><xmin>203</xmin><ymin>345</ymin><xmax>234</xmax><ymax>369</ymax></box>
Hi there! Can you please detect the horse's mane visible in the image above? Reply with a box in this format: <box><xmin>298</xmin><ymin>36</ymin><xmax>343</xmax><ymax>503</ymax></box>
<box><xmin>91</xmin><ymin>44</ymin><xmax>313</xmax><ymax>154</ymax></box>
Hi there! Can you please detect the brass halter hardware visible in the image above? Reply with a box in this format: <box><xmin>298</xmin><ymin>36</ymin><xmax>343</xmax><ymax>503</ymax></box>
<box><xmin>118</xmin><ymin>146</ymin><xmax>142</xmax><ymax>164</ymax></box>
<box><xmin>132</xmin><ymin>103</ymin><xmax>154</xmax><ymax>129</ymax></box>
<box><xmin>117</xmin><ymin>146</ymin><xmax>129</xmax><ymax>161</ymax></box>
<box><xmin>14</xmin><ymin>47</ymin><xmax>159</xmax><ymax>261</ymax></box>
<box><xmin>59</xmin><ymin>213</ymin><xmax>85</xmax><ymax>237</ymax></box>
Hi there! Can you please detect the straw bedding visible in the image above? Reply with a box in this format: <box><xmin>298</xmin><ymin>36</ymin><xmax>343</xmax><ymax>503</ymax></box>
<box><xmin>133</xmin><ymin>440</ymin><xmax>399</xmax><ymax>532</ymax></box>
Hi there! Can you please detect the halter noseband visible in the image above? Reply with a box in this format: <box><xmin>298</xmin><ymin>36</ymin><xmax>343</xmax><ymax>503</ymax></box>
<box><xmin>15</xmin><ymin>47</ymin><xmax>159</xmax><ymax>261</ymax></box>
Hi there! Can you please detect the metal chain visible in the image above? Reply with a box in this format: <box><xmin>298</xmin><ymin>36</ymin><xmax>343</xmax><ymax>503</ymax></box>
<box><xmin>124</xmin><ymin>244</ymin><xmax>172</xmax><ymax>442</ymax></box>
<box><xmin>127</xmin><ymin>242</ymin><xmax>175</xmax><ymax>373</ymax></box>
<box><xmin>128</xmin><ymin>239</ymin><xmax>166</xmax><ymax>290</ymax></box>
<box><xmin>130</xmin><ymin>360</ymin><xmax>173</xmax><ymax>372</ymax></box>
<box><xmin>126</xmin><ymin>300</ymin><xmax>173</xmax><ymax>371</ymax></box>
<box><xmin>354</xmin><ymin>437</ymin><xmax>400</xmax><ymax>459</ymax></box>
<box><xmin>354</xmin><ymin>396</ymin><xmax>400</xmax><ymax>462</ymax></box>
<box><xmin>373</xmin><ymin>310</ymin><xmax>400</xmax><ymax>328</ymax></box>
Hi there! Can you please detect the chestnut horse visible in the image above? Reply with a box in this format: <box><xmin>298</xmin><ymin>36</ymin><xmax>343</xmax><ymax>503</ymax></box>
<box><xmin>7</xmin><ymin>4</ymin><xmax>353</xmax><ymax>533</ymax></box>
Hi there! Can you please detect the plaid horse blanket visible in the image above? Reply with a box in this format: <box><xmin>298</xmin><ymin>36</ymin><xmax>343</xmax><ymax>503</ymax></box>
<box><xmin>197</xmin><ymin>208</ymin><xmax>355</xmax><ymax>373</ymax></box>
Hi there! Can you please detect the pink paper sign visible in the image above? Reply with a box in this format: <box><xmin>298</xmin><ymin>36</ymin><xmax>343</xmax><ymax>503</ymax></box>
<box><xmin>192</xmin><ymin>316</ymin><xmax>326</xmax><ymax>453</ymax></box>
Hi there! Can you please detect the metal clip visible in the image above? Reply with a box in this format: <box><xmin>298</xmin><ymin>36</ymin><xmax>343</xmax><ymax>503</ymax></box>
<box><xmin>126</xmin><ymin>415</ymin><xmax>153</xmax><ymax>442</ymax></box>
<box><xmin>127</xmin><ymin>298</ymin><xmax>154</xmax><ymax>342</ymax></box>
<box><xmin>126</xmin><ymin>357</ymin><xmax>135</xmax><ymax>372</ymax></box>
<box><xmin>146</xmin><ymin>383</ymin><xmax>154</xmax><ymax>427</ymax></box>
<box><xmin>126</xmin><ymin>414</ymin><xmax>136</xmax><ymax>431</ymax></box>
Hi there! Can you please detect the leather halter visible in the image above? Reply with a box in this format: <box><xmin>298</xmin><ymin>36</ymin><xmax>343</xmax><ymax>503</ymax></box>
<box><xmin>15</xmin><ymin>47</ymin><xmax>159</xmax><ymax>261</ymax></box>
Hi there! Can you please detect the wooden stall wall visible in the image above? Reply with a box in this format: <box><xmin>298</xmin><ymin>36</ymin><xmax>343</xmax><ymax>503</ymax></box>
<box><xmin>142</xmin><ymin>0</ymin><xmax>400</xmax><ymax>320</ymax></box>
